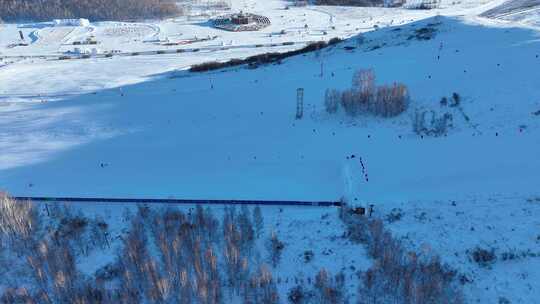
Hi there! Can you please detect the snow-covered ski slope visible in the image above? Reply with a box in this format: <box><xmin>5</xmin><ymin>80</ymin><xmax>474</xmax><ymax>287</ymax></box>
<box><xmin>482</xmin><ymin>0</ymin><xmax>540</xmax><ymax>26</ymax></box>
<box><xmin>1</xmin><ymin>4</ymin><xmax>539</xmax><ymax>201</ymax></box>
<box><xmin>0</xmin><ymin>0</ymin><xmax>504</xmax><ymax>97</ymax></box>
<box><xmin>376</xmin><ymin>193</ymin><xmax>540</xmax><ymax>303</ymax></box>
<box><xmin>1</xmin><ymin>0</ymin><xmax>540</xmax><ymax>302</ymax></box>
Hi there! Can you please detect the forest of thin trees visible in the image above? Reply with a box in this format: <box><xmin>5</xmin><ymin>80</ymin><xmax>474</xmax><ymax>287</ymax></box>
<box><xmin>0</xmin><ymin>195</ymin><xmax>348</xmax><ymax>303</ymax></box>
<box><xmin>0</xmin><ymin>194</ymin><xmax>464</xmax><ymax>303</ymax></box>
<box><xmin>0</xmin><ymin>0</ymin><xmax>181</xmax><ymax>22</ymax></box>
<box><xmin>339</xmin><ymin>207</ymin><xmax>464</xmax><ymax>304</ymax></box>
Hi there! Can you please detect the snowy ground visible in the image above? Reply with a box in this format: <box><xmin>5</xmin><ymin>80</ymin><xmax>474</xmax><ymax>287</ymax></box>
<box><xmin>2</xmin><ymin>12</ymin><xmax>539</xmax><ymax>201</ymax></box>
<box><xmin>482</xmin><ymin>0</ymin><xmax>540</xmax><ymax>26</ymax></box>
<box><xmin>376</xmin><ymin>194</ymin><xmax>540</xmax><ymax>304</ymax></box>
<box><xmin>66</xmin><ymin>202</ymin><xmax>368</xmax><ymax>301</ymax></box>
<box><xmin>1</xmin><ymin>0</ymin><xmax>540</xmax><ymax>302</ymax></box>
<box><xmin>0</xmin><ymin>199</ymin><xmax>368</xmax><ymax>300</ymax></box>
<box><xmin>1</xmin><ymin>0</ymin><xmax>500</xmax><ymax>97</ymax></box>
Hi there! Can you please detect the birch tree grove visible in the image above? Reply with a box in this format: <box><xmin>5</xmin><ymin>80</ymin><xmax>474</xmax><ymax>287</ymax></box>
<box><xmin>324</xmin><ymin>69</ymin><xmax>410</xmax><ymax>117</ymax></box>
<box><xmin>1</xmin><ymin>196</ymin><xmax>464</xmax><ymax>303</ymax></box>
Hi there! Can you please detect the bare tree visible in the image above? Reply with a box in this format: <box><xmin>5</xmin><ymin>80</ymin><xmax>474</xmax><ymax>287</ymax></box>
<box><xmin>374</xmin><ymin>82</ymin><xmax>409</xmax><ymax>117</ymax></box>
<box><xmin>0</xmin><ymin>195</ymin><xmax>40</xmax><ymax>253</ymax></box>
<box><xmin>413</xmin><ymin>109</ymin><xmax>452</xmax><ymax>136</ymax></box>
<box><xmin>313</xmin><ymin>269</ymin><xmax>345</xmax><ymax>304</ymax></box>
<box><xmin>324</xmin><ymin>89</ymin><xmax>340</xmax><ymax>114</ymax></box>
<box><xmin>0</xmin><ymin>195</ymin><xmax>37</xmax><ymax>241</ymax></box>
<box><xmin>352</xmin><ymin>69</ymin><xmax>376</xmax><ymax>96</ymax></box>
<box><xmin>253</xmin><ymin>205</ymin><xmax>264</xmax><ymax>239</ymax></box>
<box><xmin>267</xmin><ymin>232</ymin><xmax>284</xmax><ymax>268</ymax></box>
<box><xmin>243</xmin><ymin>265</ymin><xmax>279</xmax><ymax>304</ymax></box>
<box><xmin>340</xmin><ymin>206</ymin><xmax>464</xmax><ymax>304</ymax></box>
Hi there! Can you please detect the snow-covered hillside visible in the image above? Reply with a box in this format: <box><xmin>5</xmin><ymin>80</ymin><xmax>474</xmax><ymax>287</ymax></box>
<box><xmin>1</xmin><ymin>0</ymin><xmax>540</xmax><ymax>302</ymax></box>
<box><xmin>2</xmin><ymin>14</ymin><xmax>539</xmax><ymax>201</ymax></box>
<box><xmin>1</xmin><ymin>0</ymin><xmax>502</xmax><ymax>97</ymax></box>
<box><xmin>482</xmin><ymin>0</ymin><xmax>540</xmax><ymax>26</ymax></box>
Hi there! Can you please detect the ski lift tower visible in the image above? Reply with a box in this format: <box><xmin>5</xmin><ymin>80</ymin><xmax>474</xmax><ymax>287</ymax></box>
<box><xmin>296</xmin><ymin>88</ymin><xmax>304</xmax><ymax>119</ymax></box>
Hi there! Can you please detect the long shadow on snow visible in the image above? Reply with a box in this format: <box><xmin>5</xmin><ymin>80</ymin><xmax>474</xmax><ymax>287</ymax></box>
<box><xmin>1</xmin><ymin>16</ymin><xmax>540</xmax><ymax>201</ymax></box>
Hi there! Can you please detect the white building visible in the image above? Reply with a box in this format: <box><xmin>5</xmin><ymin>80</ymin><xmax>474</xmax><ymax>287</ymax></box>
<box><xmin>53</xmin><ymin>18</ymin><xmax>90</xmax><ymax>27</ymax></box>
<box><xmin>71</xmin><ymin>47</ymin><xmax>96</xmax><ymax>55</ymax></box>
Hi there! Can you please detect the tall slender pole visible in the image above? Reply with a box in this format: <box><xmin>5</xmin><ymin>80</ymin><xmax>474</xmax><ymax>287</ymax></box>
<box><xmin>296</xmin><ymin>88</ymin><xmax>304</xmax><ymax>119</ymax></box>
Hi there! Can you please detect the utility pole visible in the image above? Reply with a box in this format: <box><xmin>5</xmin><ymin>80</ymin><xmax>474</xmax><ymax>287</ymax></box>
<box><xmin>296</xmin><ymin>88</ymin><xmax>304</xmax><ymax>119</ymax></box>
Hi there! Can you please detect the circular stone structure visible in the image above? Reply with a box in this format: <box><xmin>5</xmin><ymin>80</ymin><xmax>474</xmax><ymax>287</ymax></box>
<box><xmin>212</xmin><ymin>12</ymin><xmax>270</xmax><ymax>32</ymax></box>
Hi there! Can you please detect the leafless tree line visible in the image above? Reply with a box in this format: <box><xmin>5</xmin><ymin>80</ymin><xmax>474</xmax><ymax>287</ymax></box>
<box><xmin>403</xmin><ymin>0</ymin><xmax>441</xmax><ymax>10</ymax></box>
<box><xmin>94</xmin><ymin>204</ymin><xmax>277</xmax><ymax>303</ymax></box>
<box><xmin>339</xmin><ymin>206</ymin><xmax>464</xmax><ymax>304</ymax></box>
<box><xmin>1</xmin><ymin>194</ymin><xmax>464</xmax><ymax>304</ymax></box>
<box><xmin>325</xmin><ymin>69</ymin><xmax>410</xmax><ymax>118</ymax></box>
<box><xmin>0</xmin><ymin>0</ymin><xmax>181</xmax><ymax>22</ymax></box>
<box><xmin>0</xmin><ymin>195</ymin><xmax>283</xmax><ymax>304</ymax></box>
<box><xmin>0</xmin><ymin>195</ymin><xmax>112</xmax><ymax>303</ymax></box>
<box><xmin>0</xmin><ymin>194</ymin><xmax>39</xmax><ymax>253</ymax></box>
<box><xmin>287</xmin><ymin>268</ymin><xmax>346</xmax><ymax>304</ymax></box>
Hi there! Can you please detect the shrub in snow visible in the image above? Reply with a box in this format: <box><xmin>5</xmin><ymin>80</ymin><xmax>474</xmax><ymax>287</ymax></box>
<box><xmin>385</xmin><ymin>208</ymin><xmax>403</xmax><ymax>223</ymax></box>
<box><xmin>450</xmin><ymin>92</ymin><xmax>461</xmax><ymax>107</ymax></box>
<box><xmin>56</xmin><ymin>215</ymin><xmax>89</xmax><ymax>252</ymax></box>
<box><xmin>287</xmin><ymin>270</ymin><xmax>345</xmax><ymax>304</ymax></box>
<box><xmin>470</xmin><ymin>247</ymin><xmax>497</xmax><ymax>267</ymax></box>
<box><xmin>409</xmin><ymin>26</ymin><xmax>438</xmax><ymax>40</ymax></box>
<box><xmin>498</xmin><ymin>249</ymin><xmax>537</xmax><ymax>261</ymax></box>
<box><xmin>304</xmin><ymin>250</ymin><xmax>315</xmax><ymax>263</ymax></box>
<box><xmin>90</xmin><ymin>216</ymin><xmax>110</xmax><ymax>250</ymax></box>
<box><xmin>499</xmin><ymin>296</ymin><xmax>511</xmax><ymax>304</ymax></box>
<box><xmin>288</xmin><ymin>285</ymin><xmax>312</xmax><ymax>304</ymax></box>
<box><xmin>440</xmin><ymin>96</ymin><xmax>448</xmax><ymax>106</ymax></box>
<box><xmin>413</xmin><ymin>109</ymin><xmax>453</xmax><ymax>137</ymax></box>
